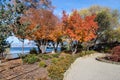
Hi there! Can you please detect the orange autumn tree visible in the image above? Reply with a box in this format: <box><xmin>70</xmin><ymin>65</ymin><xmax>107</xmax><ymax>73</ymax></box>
<box><xmin>12</xmin><ymin>0</ymin><xmax>55</xmax><ymax>54</ymax></box>
<box><xmin>62</xmin><ymin>10</ymin><xmax>98</xmax><ymax>54</ymax></box>
<box><xmin>20</xmin><ymin>8</ymin><xmax>60</xmax><ymax>53</ymax></box>
<box><xmin>49</xmin><ymin>23</ymin><xmax>63</xmax><ymax>53</ymax></box>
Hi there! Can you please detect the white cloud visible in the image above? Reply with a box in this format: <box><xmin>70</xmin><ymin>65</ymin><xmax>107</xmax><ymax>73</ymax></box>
<box><xmin>6</xmin><ymin>36</ymin><xmax>36</xmax><ymax>47</ymax></box>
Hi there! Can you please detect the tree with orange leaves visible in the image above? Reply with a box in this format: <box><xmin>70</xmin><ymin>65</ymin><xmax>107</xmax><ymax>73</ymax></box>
<box><xmin>19</xmin><ymin>8</ymin><xmax>60</xmax><ymax>53</ymax></box>
<box><xmin>11</xmin><ymin>0</ymin><xmax>54</xmax><ymax>54</ymax></box>
<box><xmin>49</xmin><ymin>23</ymin><xmax>63</xmax><ymax>53</ymax></box>
<box><xmin>62</xmin><ymin>10</ymin><xmax>98</xmax><ymax>54</ymax></box>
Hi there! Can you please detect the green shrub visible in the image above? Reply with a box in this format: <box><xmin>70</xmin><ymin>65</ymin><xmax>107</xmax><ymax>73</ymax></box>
<box><xmin>80</xmin><ymin>50</ymin><xmax>95</xmax><ymax>56</ymax></box>
<box><xmin>51</xmin><ymin>53</ymin><xmax>60</xmax><ymax>58</ymax></box>
<box><xmin>104</xmin><ymin>47</ymin><xmax>111</xmax><ymax>53</ymax></box>
<box><xmin>47</xmin><ymin>54</ymin><xmax>75</xmax><ymax>80</ymax></box>
<box><xmin>23</xmin><ymin>54</ymin><xmax>39</xmax><ymax>64</ymax></box>
<box><xmin>38</xmin><ymin>54</ymin><xmax>43</xmax><ymax>57</ymax></box>
<box><xmin>30</xmin><ymin>48</ymin><xmax>38</xmax><ymax>54</ymax></box>
<box><xmin>86</xmin><ymin>50</ymin><xmax>95</xmax><ymax>54</ymax></box>
<box><xmin>51</xmin><ymin>58</ymin><xmax>59</xmax><ymax>64</ymax></box>
<box><xmin>39</xmin><ymin>61</ymin><xmax>47</xmax><ymax>67</ymax></box>
<box><xmin>74</xmin><ymin>50</ymin><xmax>95</xmax><ymax>58</ymax></box>
<box><xmin>38</xmin><ymin>54</ymin><xmax>52</xmax><ymax>60</ymax></box>
<box><xmin>41</xmin><ymin>54</ymin><xmax>52</xmax><ymax>60</ymax></box>
<box><xmin>76</xmin><ymin>51</ymin><xmax>86</xmax><ymax>57</ymax></box>
<box><xmin>48</xmin><ymin>64</ymin><xmax>64</xmax><ymax>80</ymax></box>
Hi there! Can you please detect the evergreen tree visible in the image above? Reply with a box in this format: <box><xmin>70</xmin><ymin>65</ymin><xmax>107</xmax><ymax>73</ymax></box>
<box><xmin>0</xmin><ymin>0</ymin><xmax>13</xmax><ymax>58</ymax></box>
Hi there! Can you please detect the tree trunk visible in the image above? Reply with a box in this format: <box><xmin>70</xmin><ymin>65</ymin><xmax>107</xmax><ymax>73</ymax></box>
<box><xmin>86</xmin><ymin>45</ymin><xmax>90</xmax><ymax>51</ymax></box>
<box><xmin>22</xmin><ymin>40</ymin><xmax>24</xmax><ymax>54</ymax></box>
<box><xmin>93</xmin><ymin>33</ymin><xmax>103</xmax><ymax>49</ymax></box>
<box><xmin>52</xmin><ymin>42</ymin><xmax>59</xmax><ymax>54</ymax></box>
<box><xmin>36</xmin><ymin>40</ymin><xmax>47</xmax><ymax>54</ymax></box>
<box><xmin>52</xmin><ymin>43</ymin><xmax>55</xmax><ymax>54</ymax></box>
<box><xmin>40</xmin><ymin>45</ymin><xmax>47</xmax><ymax>54</ymax></box>
<box><xmin>0</xmin><ymin>52</ymin><xmax>3</xmax><ymax>59</ymax></box>
<box><xmin>37</xmin><ymin>45</ymin><xmax>41</xmax><ymax>53</ymax></box>
<box><xmin>71</xmin><ymin>41</ymin><xmax>78</xmax><ymax>55</ymax></box>
<box><xmin>72</xmin><ymin>45</ymin><xmax>78</xmax><ymax>55</ymax></box>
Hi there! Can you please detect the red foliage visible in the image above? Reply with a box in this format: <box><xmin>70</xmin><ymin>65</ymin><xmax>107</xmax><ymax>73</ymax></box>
<box><xmin>62</xmin><ymin>10</ymin><xmax>98</xmax><ymax>42</ymax></box>
<box><xmin>111</xmin><ymin>46</ymin><xmax>120</xmax><ymax>62</ymax></box>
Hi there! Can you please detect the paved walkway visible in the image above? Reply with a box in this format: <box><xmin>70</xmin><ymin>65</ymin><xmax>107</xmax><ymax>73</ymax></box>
<box><xmin>64</xmin><ymin>53</ymin><xmax>120</xmax><ymax>80</ymax></box>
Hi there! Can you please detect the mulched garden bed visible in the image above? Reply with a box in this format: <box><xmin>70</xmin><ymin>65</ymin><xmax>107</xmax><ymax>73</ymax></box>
<box><xmin>96</xmin><ymin>56</ymin><xmax>120</xmax><ymax>65</ymax></box>
<box><xmin>0</xmin><ymin>59</ymin><xmax>50</xmax><ymax>80</ymax></box>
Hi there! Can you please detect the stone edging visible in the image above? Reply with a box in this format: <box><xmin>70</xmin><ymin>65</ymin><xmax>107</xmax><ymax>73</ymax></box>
<box><xmin>96</xmin><ymin>57</ymin><xmax>120</xmax><ymax>65</ymax></box>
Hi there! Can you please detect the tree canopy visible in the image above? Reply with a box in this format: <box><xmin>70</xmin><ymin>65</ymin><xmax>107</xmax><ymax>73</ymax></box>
<box><xmin>79</xmin><ymin>5</ymin><xmax>120</xmax><ymax>43</ymax></box>
<box><xmin>0</xmin><ymin>0</ymin><xmax>13</xmax><ymax>58</ymax></box>
<box><xmin>62</xmin><ymin>10</ymin><xmax>98</xmax><ymax>54</ymax></box>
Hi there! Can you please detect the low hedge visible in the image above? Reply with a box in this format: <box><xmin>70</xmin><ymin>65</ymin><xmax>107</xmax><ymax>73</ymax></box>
<box><xmin>22</xmin><ymin>54</ymin><xmax>39</xmax><ymax>64</ymax></box>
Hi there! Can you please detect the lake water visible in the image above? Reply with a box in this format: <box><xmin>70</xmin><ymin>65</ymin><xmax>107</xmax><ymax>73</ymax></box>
<box><xmin>9</xmin><ymin>47</ymin><xmax>61</xmax><ymax>58</ymax></box>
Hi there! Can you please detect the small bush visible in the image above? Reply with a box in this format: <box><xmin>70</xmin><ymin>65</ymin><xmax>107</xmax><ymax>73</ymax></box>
<box><xmin>74</xmin><ymin>50</ymin><xmax>95</xmax><ymax>58</ymax></box>
<box><xmin>80</xmin><ymin>50</ymin><xmax>95</xmax><ymax>56</ymax></box>
<box><xmin>38</xmin><ymin>54</ymin><xmax>52</xmax><ymax>60</ymax></box>
<box><xmin>51</xmin><ymin>58</ymin><xmax>59</xmax><ymax>64</ymax></box>
<box><xmin>23</xmin><ymin>54</ymin><xmax>39</xmax><ymax>64</ymax></box>
<box><xmin>38</xmin><ymin>54</ymin><xmax>43</xmax><ymax>57</ymax></box>
<box><xmin>47</xmin><ymin>54</ymin><xmax>75</xmax><ymax>80</ymax></box>
<box><xmin>86</xmin><ymin>50</ymin><xmax>95</xmax><ymax>54</ymax></box>
<box><xmin>103</xmin><ymin>47</ymin><xmax>111</xmax><ymax>53</ymax></box>
<box><xmin>39</xmin><ymin>61</ymin><xmax>47</xmax><ymax>67</ymax></box>
<box><xmin>30</xmin><ymin>48</ymin><xmax>38</xmax><ymax>54</ymax></box>
<box><xmin>51</xmin><ymin>53</ymin><xmax>60</xmax><ymax>58</ymax></box>
<box><xmin>110</xmin><ymin>46</ymin><xmax>120</xmax><ymax>62</ymax></box>
<box><xmin>41</xmin><ymin>54</ymin><xmax>52</xmax><ymax>60</ymax></box>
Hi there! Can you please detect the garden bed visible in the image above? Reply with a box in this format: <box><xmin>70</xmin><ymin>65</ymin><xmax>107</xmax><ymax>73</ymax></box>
<box><xmin>0</xmin><ymin>59</ymin><xmax>49</xmax><ymax>80</ymax></box>
<box><xmin>96</xmin><ymin>56</ymin><xmax>120</xmax><ymax>65</ymax></box>
<box><xmin>0</xmin><ymin>51</ymin><xmax>95</xmax><ymax>80</ymax></box>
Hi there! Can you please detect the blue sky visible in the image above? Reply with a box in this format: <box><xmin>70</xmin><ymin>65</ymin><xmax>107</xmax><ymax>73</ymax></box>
<box><xmin>52</xmin><ymin>0</ymin><xmax>120</xmax><ymax>17</ymax></box>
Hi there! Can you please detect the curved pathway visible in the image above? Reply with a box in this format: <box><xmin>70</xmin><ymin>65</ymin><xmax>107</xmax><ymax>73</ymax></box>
<box><xmin>64</xmin><ymin>53</ymin><xmax>120</xmax><ymax>80</ymax></box>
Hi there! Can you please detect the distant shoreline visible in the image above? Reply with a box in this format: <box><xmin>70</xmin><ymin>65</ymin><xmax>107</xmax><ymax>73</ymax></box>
<box><xmin>11</xmin><ymin>46</ymin><xmax>37</xmax><ymax>48</ymax></box>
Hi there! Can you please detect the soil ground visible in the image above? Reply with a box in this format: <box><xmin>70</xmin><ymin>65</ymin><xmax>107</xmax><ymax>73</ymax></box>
<box><xmin>0</xmin><ymin>59</ymin><xmax>49</xmax><ymax>80</ymax></box>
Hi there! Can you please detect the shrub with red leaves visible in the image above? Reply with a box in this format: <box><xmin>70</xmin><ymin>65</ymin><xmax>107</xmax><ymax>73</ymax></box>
<box><xmin>110</xmin><ymin>46</ymin><xmax>120</xmax><ymax>62</ymax></box>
